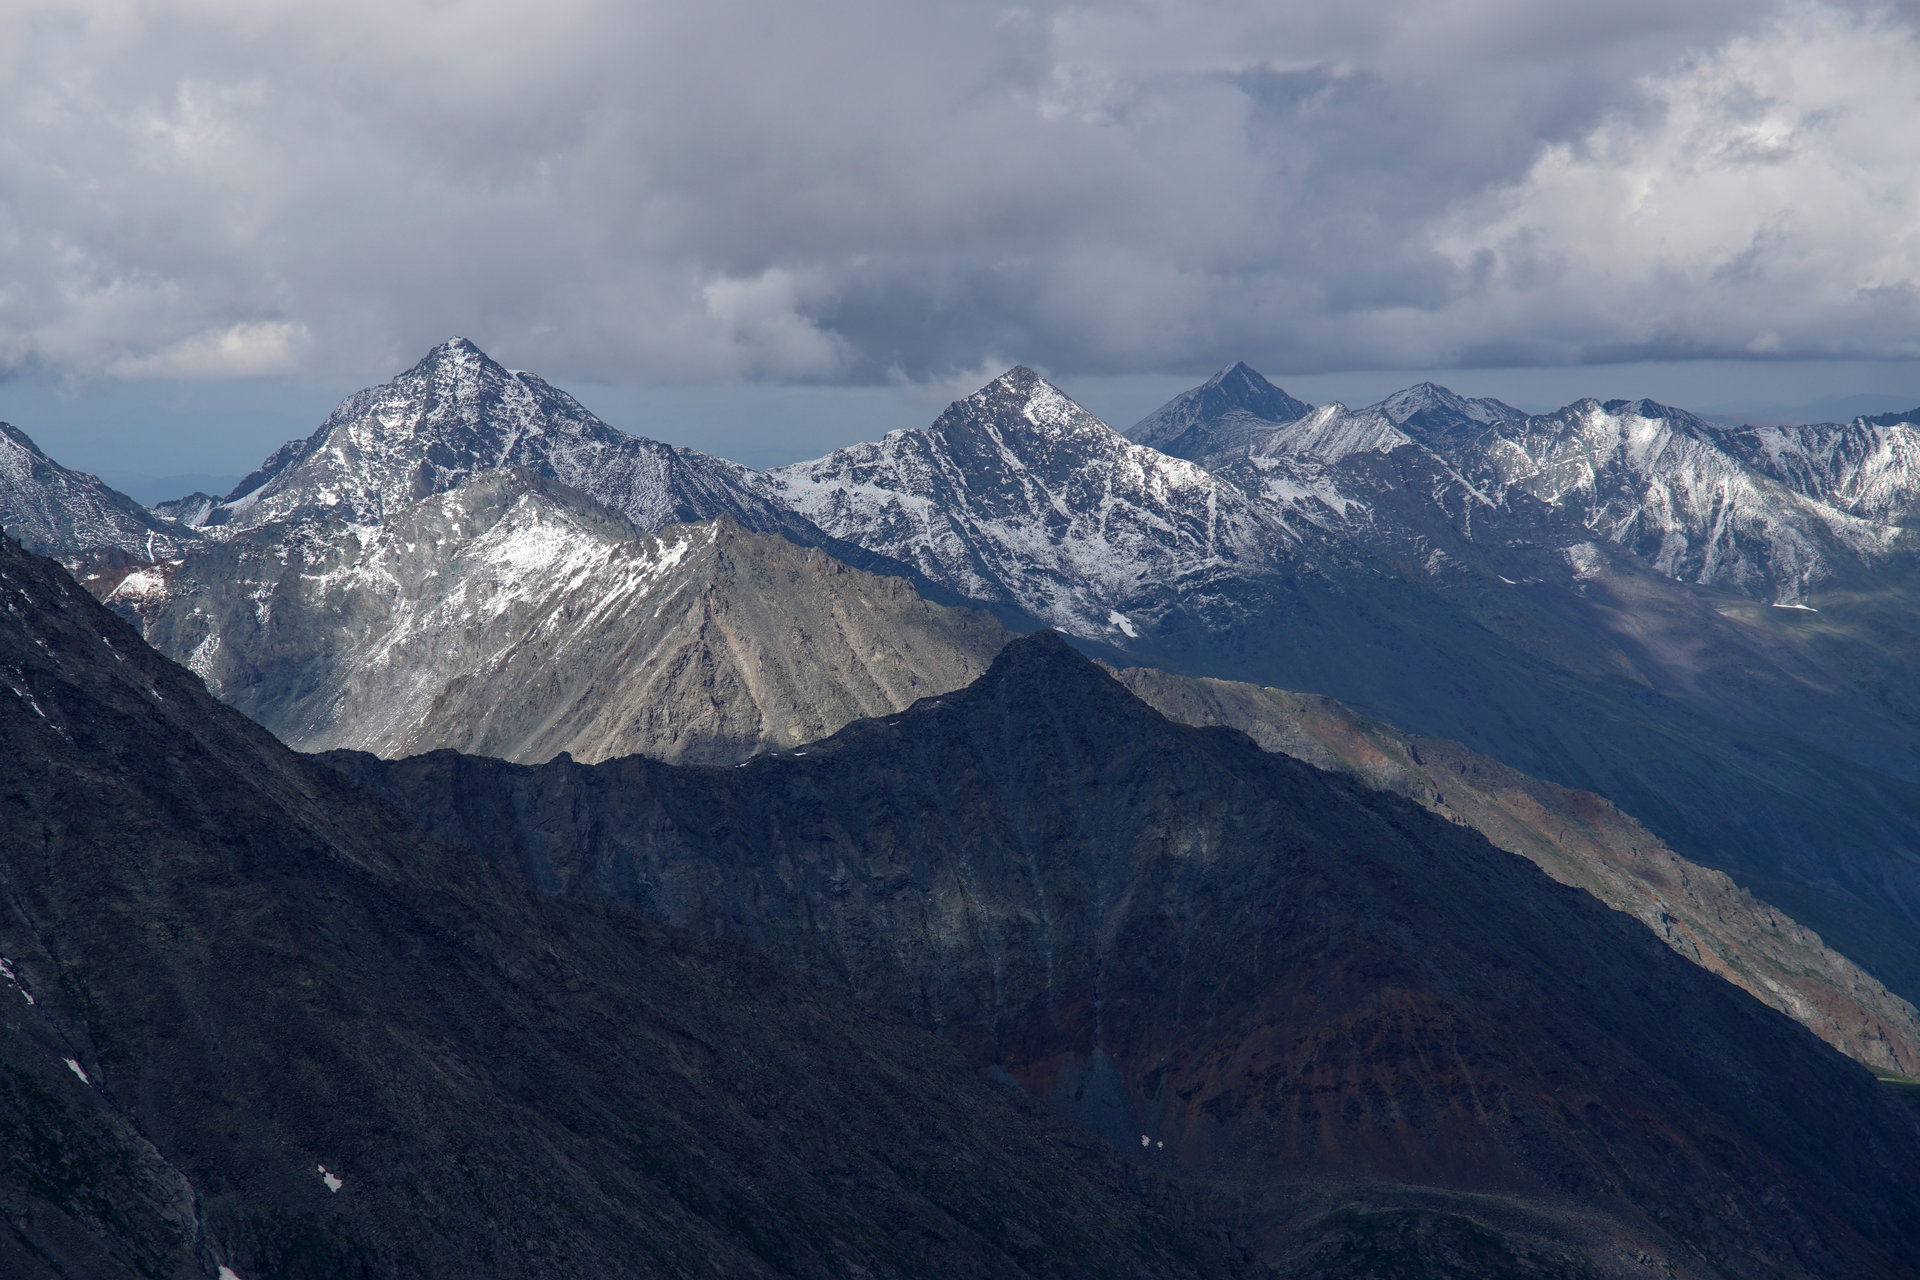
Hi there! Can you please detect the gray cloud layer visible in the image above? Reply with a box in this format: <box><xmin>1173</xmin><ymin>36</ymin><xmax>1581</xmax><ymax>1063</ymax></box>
<box><xmin>3</xmin><ymin>0</ymin><xmax>1917</xmax><ymax>388</ymax></box>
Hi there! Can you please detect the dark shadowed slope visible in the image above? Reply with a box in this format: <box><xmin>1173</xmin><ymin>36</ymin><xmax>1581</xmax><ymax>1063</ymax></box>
<box><xmin>329</xmin><ymin>634</ymin><xmax>1920</xmax><ymax>1280</ymax></box>
<box><xmin>0</xmin><ymin>534</ymin><xmax>1244</xmax><ymax>1280</ymax></box>
<box><xmin>1109</xmin><ymin>664</ymin><xmax>1920</xmax><ymax>1078</ymax></box>
<box><xmin>755</xmin><ymin>367</ymin><xmax>1920</xmax><ymax>1008</ymax></box>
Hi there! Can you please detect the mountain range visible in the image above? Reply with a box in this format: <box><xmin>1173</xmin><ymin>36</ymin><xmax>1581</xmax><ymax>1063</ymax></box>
<box><xmin>6</xmin><ymin>338</ymin><xmax>1920</xmax><ymax>1275</ymax></box>
<box><xmin>17</xmin><ymin>339</ymin><xmax>1920</xmax><ymax>1000</ymax></box>
<box><xmin>21</xmin><ymin>337</ymin><xmax>1920</xmax><ymax>999</ymax></box>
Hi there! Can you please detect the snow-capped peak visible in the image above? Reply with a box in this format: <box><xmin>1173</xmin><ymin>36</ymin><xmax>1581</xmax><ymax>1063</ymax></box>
<box><xmin>757</xmin><ymin>366</ymin><xmax>1286</xmax><ymax>639</ymax></box>
<box><xmin>192</xmin><ymin>339</ymin><xmax>815</xmax><ymax>543</ymax></box>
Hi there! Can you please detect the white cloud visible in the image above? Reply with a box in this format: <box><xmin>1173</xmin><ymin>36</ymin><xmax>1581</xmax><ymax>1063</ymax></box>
<box><xmin>700</xmin><ymin>268</ymin><xmax>849</xmax><ymax>380</ymax></box>
<box><xmin>0</xmin><ymin>0</ymin><xmax>1914</xmax><ymax>387</ymax></box>
<box><xmin>1436</xmin><ymin>1</ymin><xmax>1920</xmax><ymax>365</ymax></box>
<box><xmin>109</xmin><ymin>319</ymin><xmax>309</xmax><ymax>379</ymax></box>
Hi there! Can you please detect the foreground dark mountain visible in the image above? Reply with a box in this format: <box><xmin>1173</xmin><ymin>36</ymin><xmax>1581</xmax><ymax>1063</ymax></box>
<box><xmin>111</xmin><ymin>468</ymin><xmax>1011</xmax><ymax>764</ymax></box>
<box><xmin>327</xmin><ymin>634</ymin><xmax>1920</xmax><ymax>1280</ymax></box>
<box><xmin>0</xmin><ymin>534</ymin><xmax>1242</xmax><ymax>1280</ymax></box>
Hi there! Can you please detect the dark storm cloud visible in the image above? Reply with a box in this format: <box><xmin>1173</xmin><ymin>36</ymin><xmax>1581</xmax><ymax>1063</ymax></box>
<box><xmin>1</xmin><ymin>0</ymin><xmax>1916</xmax><ymax>388</ymax></box>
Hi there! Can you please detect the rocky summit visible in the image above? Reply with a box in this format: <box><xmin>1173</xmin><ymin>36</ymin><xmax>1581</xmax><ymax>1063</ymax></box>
<box><xmin>752</xmin><ymin>364</ymin><xmax>1288</xmax><ymax>646</ymax></box>
<box><xmin>1126</xmin><ymin>362</ymin><xmax>1315</xmax><ymax>465</ymax></box>
<box><xmin>330</xmin><ymin>632</ymin><xmax>1920</xmax><ymax>1280</ymax></box>
<box><xmin>174</xmin><ymin>337</ymin><xmax>843</xmax><ymax>555</ymax></box>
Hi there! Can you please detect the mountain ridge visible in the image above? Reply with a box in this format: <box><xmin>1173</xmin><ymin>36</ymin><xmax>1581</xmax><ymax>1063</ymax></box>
<box><xmin>327</xmin><ymin>629</ymin><xmax>1920</xmax><ymax>1279</ymax></box>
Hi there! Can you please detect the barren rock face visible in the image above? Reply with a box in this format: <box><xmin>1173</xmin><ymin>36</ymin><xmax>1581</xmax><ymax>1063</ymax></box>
<box><xmin>112</xmin><ymin>467</ymin><xmax>1012</xmax><ymax>765</ymax></box>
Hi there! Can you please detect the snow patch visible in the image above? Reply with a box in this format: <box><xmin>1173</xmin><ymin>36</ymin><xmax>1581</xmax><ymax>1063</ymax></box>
<box><xmin>1106</xmin><ymin>610</ymin><xmax>1138</xmax><ymax>638</ymax></box>
<box><xmin>64</xmin><ymin>1058</ymin><xmax>89</xmax><ymax>1085</ymax></box>
<box><xmin>318</xmin><ymin>1165</ymin><xmax>343</xmax><ymax>1192</ymax></box>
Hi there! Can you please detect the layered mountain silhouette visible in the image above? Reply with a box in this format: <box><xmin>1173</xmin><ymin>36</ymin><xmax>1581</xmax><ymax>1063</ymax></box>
<box><xmin>743</xmin><ymin>358</ymin><xmax>1920</xmax><ymax>1003</ymax></box>
<box><xmin>328</xmin><ymin>632</ymin><xmax>1920</xmax><ymax>1279</ymax></box>
<box><xmin>0</xmin><ymin>531</ymin><xmax>1245</xmax><ymax>1280</ymax></box>
<box><xmin>10</xmin><ymin>335</ymin><xmax>1920</xmax><ymax>1275</ymax></box>
<box><xmin>36</xmin><ymin>337</ymin><xmax>1915</xmax><ymax>1000</ymax></box>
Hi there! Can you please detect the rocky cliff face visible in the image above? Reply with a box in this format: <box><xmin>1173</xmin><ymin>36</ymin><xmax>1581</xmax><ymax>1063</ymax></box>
<box><xmin>0</xmin><ymin>534</ymin><xmax>1242</xmax><ymax>1280</ymax></box>
<box><xmin>1111</xmin><ymin>664</ymin><xmax>1920</xmax><ymax>1078</ymax></box>
<box><xmin>328</xmin><ymin>634</ymin><xmax>1920</xmax><ymax>1280</ymax></box>
<box><xmin>111</xmin><ymin>468</ymin><xmax>1012</xmax><ymax>765</ymax></box>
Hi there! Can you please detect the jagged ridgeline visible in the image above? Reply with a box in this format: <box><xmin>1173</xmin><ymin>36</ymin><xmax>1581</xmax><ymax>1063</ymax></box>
<box><xmin>47</xmin><ymin>337</ymin><xmax>1920</xmax><ymax>1030</ymax></box>
<box><xmin>0</xmin><ymin>532</ymin><xmax>1244</xmax><ymax>1280</ymax></box>
<box><xmin>4</xmin><ymin>336</ymin><xmax>1920</xmax><ymax>1276</ymax></box>
<box><xmin>91</xmin><ymin>417</ymin><xmax>1920</xmax><ymax>1086</ymax></box>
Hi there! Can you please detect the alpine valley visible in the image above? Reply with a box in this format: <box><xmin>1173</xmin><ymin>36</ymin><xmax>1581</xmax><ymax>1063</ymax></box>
<box><xmin>5</xmin><ymin>337</ymin><xmax>1920</xmax><ymax>1278</ymax></box>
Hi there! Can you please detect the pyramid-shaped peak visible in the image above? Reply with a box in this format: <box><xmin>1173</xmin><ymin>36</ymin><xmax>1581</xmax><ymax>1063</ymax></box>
<box><xmin>1602</xmin><ymin>397</ymin><xmax>1683</xmax><ymax>421</ymax></box>
<box><xmin>1206</xmin><ymin>360</ymin><xmax>1264</xmax><ymax>388</ymax></box>
<box><xmin>406</xmin><ymin>336</ymin><xmax>510</xmax><ymax>379</ymax></box>
<box><xmin>1201</xmin><ymin>362</ymin><xmax>1310</xmax><ymax>419</ymax></box>
<box><xmin>963</xmin><ymin>630</ymin><xmax>1155</xmax><ymax>716</ymax></box>
<box><xmin>1381</xmin><ymin>381</ymin><xmax>1465</xmax><ymax>409</ymax></box>
<box><xmin>995</xmin><ymin>365</ymin><xmax>1046</xmax><ymax>391</ymax></box>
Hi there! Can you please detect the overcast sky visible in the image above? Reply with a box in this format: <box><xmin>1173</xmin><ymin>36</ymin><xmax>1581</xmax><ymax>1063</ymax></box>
<box><xmin>4</xmin><ymin>0</ymin><xmax>1920</xmax><ymax>490</ymax></box>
